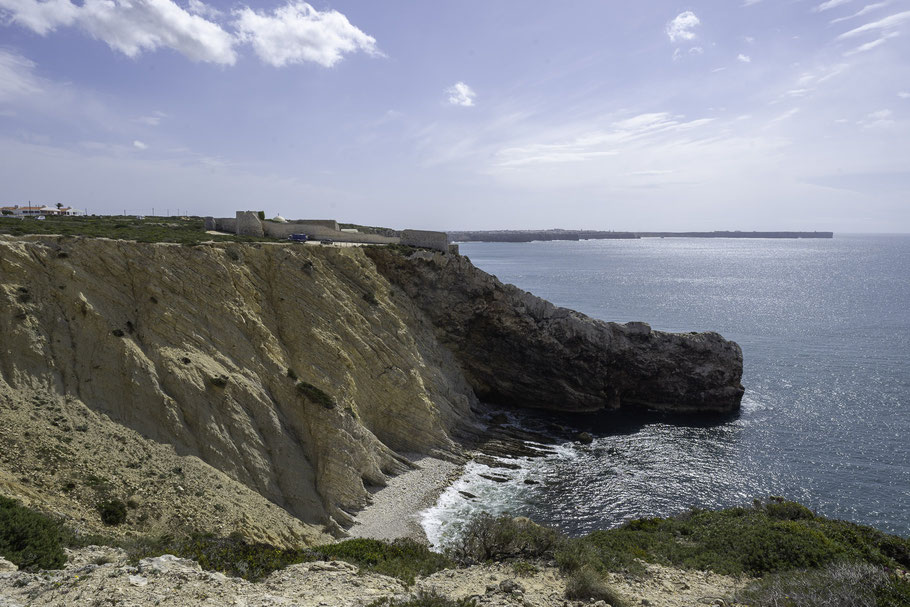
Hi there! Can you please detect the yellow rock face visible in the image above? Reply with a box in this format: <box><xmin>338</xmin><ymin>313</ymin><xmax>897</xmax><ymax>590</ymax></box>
<box><xmin>0</xmin><ymin>236</ymin><xmax>476</xmax><ymax>543</ymax></box>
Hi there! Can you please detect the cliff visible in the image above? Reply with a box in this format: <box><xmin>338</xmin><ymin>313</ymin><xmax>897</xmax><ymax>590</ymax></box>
<box><xmin>366</xmin><ymin>248</ymin><xmax>744</xmax><ymax>413</ymax></box>
<box><xmin>0</xmin><ymin>236</ymin><xmax>742</xmax><ymax>543</ymax></box>
<box><xmin>0</xmin><ymin>236</ymin><xmax>476</xmax><ymax>543</ymax></box>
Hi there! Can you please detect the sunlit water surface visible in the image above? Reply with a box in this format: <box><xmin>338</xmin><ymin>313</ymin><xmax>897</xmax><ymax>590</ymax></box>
<box><xmin>421</xmin><ymin>235</ymin><xmax>910</xmax><ymax>546</ymax></box>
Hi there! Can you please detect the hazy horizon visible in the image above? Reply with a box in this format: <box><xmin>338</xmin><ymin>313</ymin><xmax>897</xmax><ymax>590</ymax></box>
<box><xmin>1</xmin><ymin>1</ymin><xmax>908</xmax><ymax>232</ymax></box>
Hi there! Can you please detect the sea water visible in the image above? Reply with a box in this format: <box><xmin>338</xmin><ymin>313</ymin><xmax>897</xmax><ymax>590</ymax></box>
<box><xmin>421</xmin><ymin>235</ymin><xmax>910</xmax><ymax>546</ymax></box>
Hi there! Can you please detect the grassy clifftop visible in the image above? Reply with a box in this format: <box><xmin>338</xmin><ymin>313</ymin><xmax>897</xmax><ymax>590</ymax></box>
<box><xmin>0</xmin><ymin>215</ymin><xmax>275</xmax><ymax>243</ymax></box>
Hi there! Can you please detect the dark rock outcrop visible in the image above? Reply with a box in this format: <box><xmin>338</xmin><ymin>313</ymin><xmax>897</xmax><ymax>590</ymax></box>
<box><xmin>366</xmin><ymin>248</ymin><xmax>744</xmax><ymax>414</ymax></box>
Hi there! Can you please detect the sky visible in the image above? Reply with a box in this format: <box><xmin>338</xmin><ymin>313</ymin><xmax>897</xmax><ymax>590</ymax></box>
<box><xmin>0</xmin><ymin>0</ymin><xmax>908</xmax><ymax>231</ymax></box>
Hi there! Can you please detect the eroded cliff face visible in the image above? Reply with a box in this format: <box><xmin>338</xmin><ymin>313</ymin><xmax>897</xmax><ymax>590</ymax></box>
<box><xmin>366</xmin><ymin>248</ymin><xmax>744</xmax><ymax>413</ymax></box>
<box><xmin>0</xmin><ymin>236</ymin><xmax>477</xmax><ymax>540</ymax></box>
<box><xmin>0</xmin><ymin>236</ymin><xmax>743</xmax><ymax>543</ymax></box>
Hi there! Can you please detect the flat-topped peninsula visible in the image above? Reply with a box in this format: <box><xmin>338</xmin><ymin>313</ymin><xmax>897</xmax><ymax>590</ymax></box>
<box><xmin>448</xmin><ymin>229</ymin><xmax>833</xmax><ymax>242</ymax></box>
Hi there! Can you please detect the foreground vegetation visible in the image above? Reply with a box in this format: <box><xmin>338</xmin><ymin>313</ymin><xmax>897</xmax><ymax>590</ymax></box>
<box><xmin>0</xmin><ymin>215</ymin><xmax>275</xmax><ymax>244</ymax></box>
<box><xmin>2</xmin><ymin>495</ymin><xmax>908</xmax><ymax>605</ymax></box>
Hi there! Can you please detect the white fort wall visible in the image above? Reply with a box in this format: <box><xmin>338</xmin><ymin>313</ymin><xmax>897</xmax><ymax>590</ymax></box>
<box><xmin>206</xmin><ymin>213</ymin><xmax>450</xmax><ymax>252</ymax></box>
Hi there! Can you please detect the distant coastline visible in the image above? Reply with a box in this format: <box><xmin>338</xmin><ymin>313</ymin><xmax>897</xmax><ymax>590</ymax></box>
<box><xmin>448</xmin><ymin>229</ymin><xmax>834</xmax><ymax>243</ymax></box>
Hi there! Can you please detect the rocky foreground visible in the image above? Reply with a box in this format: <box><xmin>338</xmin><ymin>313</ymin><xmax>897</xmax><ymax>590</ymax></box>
<box><xmin>0</xmin><ymin>547</ymin><xmax>746</xmax><ymax>607</ymax></box>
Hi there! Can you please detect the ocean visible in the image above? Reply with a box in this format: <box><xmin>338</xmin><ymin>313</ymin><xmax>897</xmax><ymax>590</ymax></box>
<box><xmin>421</xmin><ymin>235</ymin><xmax>910</xmax><ymax>546</ymax></box>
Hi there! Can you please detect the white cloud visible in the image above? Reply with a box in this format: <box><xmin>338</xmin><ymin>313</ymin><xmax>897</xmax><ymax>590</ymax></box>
<box><xmin>830</xmin><ymin>2</ymin><xmax>892</xmax><ymax>24</ymax></box>
<box><xmin>0</xmin><ymin>50</ymin><xmax>42</xmax><ymax>101</ymax></box>
<box><xmin>186</xmin><ymin>0</ymin><xmax>221</xmax><ymax>20</ymax></box>
<box><xmin>859</xmin><ymin>108</ymin><xmax>894</xmax><ymax>127</ymax></box>
<box><xmin>0</xmin><ymin>0</ymin><xmax>237</xmax><ymax>64</ymax></box>
<box><xmin>899</xmin><ymin>91</ymin><xmax>910</xmax><ymax>98</ymax></box>
<box><xmin>233</xmin><ymin>2</ymin><xmax>379</xmax><ymax>68</ymax></box>
<box><xmin>837</xmin><ymin>10</ymin><xmax>910</xmax><ymax>39</ymax></box>
<box><xmin>446</xmin><ymin>82</ymin><xmax>476</xmax><ymax>107</ymax></box>
<box><xmin>815</xmin><ymin>0</ymin><xmax>854</xmax><ymax>12</ymax></box>
<box><xmin>666</xmin><ymin>11</ymin><xmax>700</xmax><ymax>43</ymax></box>
<box><xmin>0</xmin><ymin>0</ymin><xmax>79</xmax><ymax>35</ymax></box>
<box><xmin>136</xmin><ymin>110</ymin><xmax>167</xmax><ymax>126</ymax></box>
<box><xmin>843</xmin><ymin>31</ymin><xmax>899</xmax><ymax>55</ymax></box>
<box><xmin>689</xmin><ymin>46</ymin><xmax>704</xmax><ymax>55</ymax></box>
<box><xmin>768</xmin><ymin>108</ymin><xmax>800</xmax><ymax>124</ymax></box>
<box><xmin>738</xmin><ymin>53</ymin><xmax>752</xmax><ymax>63</ymax></box>
<box><xmin>133</xmin><ymin>140</ymin><xmax>148</xmax><ymax>149</ymax></box>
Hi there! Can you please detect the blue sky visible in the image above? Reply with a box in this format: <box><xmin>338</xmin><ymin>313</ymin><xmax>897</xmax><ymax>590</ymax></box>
<box><xmin>1</xmin><ymin>1</ymin><xmax>908</xmax><ymax>231</ymax></box>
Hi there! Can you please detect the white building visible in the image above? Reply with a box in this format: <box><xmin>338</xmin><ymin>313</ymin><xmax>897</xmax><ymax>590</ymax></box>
<box><xmin>0</xmin><ymin>205</ymin><xmax>83</xmax><ymax>217</ymax></box>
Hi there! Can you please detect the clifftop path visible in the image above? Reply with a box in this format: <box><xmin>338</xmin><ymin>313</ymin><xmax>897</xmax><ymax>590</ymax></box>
<box><xmin>368</xmin><ymin>248</ymin><xmax>744</xmax><ymax>414</ymax></box>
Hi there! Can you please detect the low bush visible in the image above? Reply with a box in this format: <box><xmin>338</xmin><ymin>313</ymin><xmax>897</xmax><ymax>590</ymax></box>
<box><xmin>447</xmin><ymin>512</ymin><xmax>563</xmax><ymax>563</ymax></box>
<box><xmin>736</xmin><ymin>561</ymin><xmax>910</xmax><ymax>607</ymax></box>
<box><xmin>0</xmin><ymin>495</ymin><xmax>66</xmax><ymax>570</ymax></box>
<box><xmin>296</xmin><ymin>381</ymin><xmax>336</xmax><ymax>409</ymax></box>
<box><xmin>563</xmin><ymin>566</ymin><xmax>629</xmax><ymax>606</ymax></box>
<box><xmin>567</xmin><ymin>498</ymin><xmax>910</xmax><ymax>577</ymax></box>
<box><xmin>97</xmin><ymin>499</ymin><xmax>128</xmax><ymax>525</ymax></box>
<box><xmin>368</xmin><ymin>592</ymin><xmax>476</xmax><ymax>607</ymax></box>
<box><xmin>125</xmin><ymin>533</ymin><xmax>315</xmax><ymax>581</ymax></box>
<box><xmin>318</xmin><ymin>538</ymin><xmax>454</xmax><ymax>585</ymax></box>
<box><xmin>125</xmin><ymin>534</ymin><xmax>450</xmax><ymax>584</ymax></box>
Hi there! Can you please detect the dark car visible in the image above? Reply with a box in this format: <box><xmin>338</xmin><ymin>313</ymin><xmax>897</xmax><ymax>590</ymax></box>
<box><xmin>320</xmin><ymin>239</ymin><xmax>334</xmax><ymax>245</ymax></box>
<box><xmin>288</xmin><ymin>233</ymin><xmax>309</xmax><ymax>242</ymax></box>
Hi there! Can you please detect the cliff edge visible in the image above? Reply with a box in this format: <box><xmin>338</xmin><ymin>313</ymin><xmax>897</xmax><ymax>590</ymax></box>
<box><xmin>367</xmin><ymin>248</ymin><xmax>744</xmax><ymax>413</ymax></box>
<box><xmin>0</xmin><ymin>236</ymin><xmax>742</xmax><ymax>544</ymax></box>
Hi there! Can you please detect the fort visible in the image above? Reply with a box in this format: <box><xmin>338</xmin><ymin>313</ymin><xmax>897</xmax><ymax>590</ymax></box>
<box><xmin>206</xmin><ymin>211</ymin><xmax>452</xmax><ymax>252</ymax></box>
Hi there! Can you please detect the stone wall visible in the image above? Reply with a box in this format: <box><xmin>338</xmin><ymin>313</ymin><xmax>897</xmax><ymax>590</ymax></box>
<box><xmin>295</xmin><ymin>220</ymin><xmax>340</xmax><ymax>231</ymax></box>
<box><xmin>401</xmin><ymin>229</ymin><xmax>449</xmax><ymax>252</ymax></box>
<box><xmin>214</xmin><ymin>218</ymin><xmax>237</xmax><ymax>233</ymax></box>
<box><xmin>236</xmin><ymin>211</ymin><xmax>264</xmax><ymax>237</ymax></box>
<box><xmin>261</xmin><ymin>221</ymin><xmax>399</xmax><ymax>244</ymax></box>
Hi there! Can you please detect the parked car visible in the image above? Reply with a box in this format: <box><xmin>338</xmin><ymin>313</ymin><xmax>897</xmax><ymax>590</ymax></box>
<box><xmin>319</xmin><ymin>239</ymin><xmax>334</xmax><ymax>245</ymax></box>
<box><xmin>288</xmin><ymin>233</ymin><xmax>309</xmax><ymax>242</ymax></box>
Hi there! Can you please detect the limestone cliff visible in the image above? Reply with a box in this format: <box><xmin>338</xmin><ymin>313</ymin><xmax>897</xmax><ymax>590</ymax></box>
<box><xmin>366</xmin><ymin>248</ymin><xmax>744</xmax><ymax>413</ymax></box>
<box><xmin>0</xmin><ymin>236</ymin><xmax>743</xmax><ymax>544</ymax></box>
<box><xmin>0</xmin><ymin>236</ymin><xmax>477</xmax><ymax>541</ymax></box>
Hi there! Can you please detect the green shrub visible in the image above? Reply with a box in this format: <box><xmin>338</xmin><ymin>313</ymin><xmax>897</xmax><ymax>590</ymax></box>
<box><xmin>368</xmin><ymin>591</ymin><xmax>476</xmax><ymax>607</ymax></box>
<box><xmin>125</xmin><ymin>533</ymin><xmax>316</xmax><ymax>581</ymax></box>
<box><xmin>318</xmin><ymin>538</ymin><xmax>453</xmax><ymax>585</ymax></box>
<box><xmin>123</xmin><ymin>535</ymin><xmax>451</xmax><ymax>584</ymax></box>
<box><xmin>736</xmin><ymin>562</ymin><xmax>907</xmax><ymax>607</ymax></box>
<box><xmin>296</xmin><ymin>381</ymin><xmax>336</xmax><ymax>409</ymax></box>
<box><xmin>448</xmin><ymin>513</ymin><xmax>563</xmax><ymax>563</ymax></box>
<box><xmin>286</xmin><ymin>368</ymin><xmax>298</xmax><ymax>380</ymax></box>
<box><xmin>210</xmin><ymin>375</ymin><xmax>228</xmax><ymax>388</ymax></box>
<box><xmin>570</xmin><ymin>498</ymin><xmax>910</xmax><ymax>577</ymax></box>
<box><xmin>97</xmin><ymin>499</ymin><xmax>127</xmax><ymax>525</ymax></box>
<box><xmin>0</xmin><ymin>495</ymin><xmax>66</xmax><ymax>570</ymax></box>
<box><xmin>363</xmin><ymin>291</ymin><xmax>379</xmax><ymax>306</ymax></box>
<box><xmin>564</xmin><ymin>566</ymin><xmax>628</xmax><ymax>606</ymax></box>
